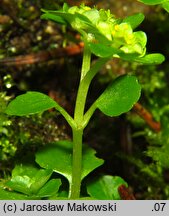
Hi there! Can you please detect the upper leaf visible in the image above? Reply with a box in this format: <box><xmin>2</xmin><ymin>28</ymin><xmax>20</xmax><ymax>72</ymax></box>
<box><xmin>134</xmin><ymin>53</ymin><xmax>165</xmax><ymax>64</ymax></box>
<box><xmin>123</xmin><ymin>13</ymin><xmax>145</xmax><ymax>29</ymax></box>
<box><xmin>87</xmin><ymin>175</ymin><xmax>128</xmax><ymax>200</ymax></box>
<box><xmin>96</xmin><ymin>75</ymin><xmax>141</xmax><ymax>117</ymax></box>
<box><xmin>5</xmin><ymin>91</ymin><xmax>57</xmax><ymax>116</ymax></box>
<box><xmin>41</xmin><ymin>13</ymin><xmax>67</xmax><ymax>24</ymax></box>
<box><xmin>138</xmin><ymin>0</ymin><xmax>168</xmax><ymax>5</ymax></box>
<box><xmin>88</xmin><ymin>43</ymin><xmax>121</xmax><ymax>58</ymax></box>
<box><xmin>35</xmin><ymin>140</ymin><xmax>104</xmax><ymax>184</ymax></box>
<box><xmin>162</xmin><ymin>2</ymin><xmax>169</xmax><ymax>12</ymax></box>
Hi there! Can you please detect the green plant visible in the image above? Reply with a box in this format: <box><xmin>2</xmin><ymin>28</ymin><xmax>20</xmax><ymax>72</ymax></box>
<box><xmin>1</xmin><ymin>3</ymin><xmax>165</xmax><ymax>199</ymax></box>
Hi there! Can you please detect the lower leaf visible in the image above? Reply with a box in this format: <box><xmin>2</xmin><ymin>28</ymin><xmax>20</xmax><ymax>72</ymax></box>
<box><xmin>35</xmin><ymin>140</ymin><xmax>104</xmax><ymax>184</ymax></box>
<box><xmin>0</xmin><ymin>185</ymin><xmax>34</xmax><ymax>200</ymax></box>
<box><xmin>87</xmin><ymin>175</ymin><xmax>128</xmax><ymax>200</ymax></box>
<box><xmin>37</xmin><ymin>179</ymin><xmax>62</xmax><ymax>198</ymax></box>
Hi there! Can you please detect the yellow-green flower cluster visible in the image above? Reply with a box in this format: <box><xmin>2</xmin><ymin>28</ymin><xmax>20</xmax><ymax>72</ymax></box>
<box><xmin>111</xmin><ymin>23</ymin><xmax>147</xmax><ymax>56</ymax></box>
<box><xmin>67</xmin><ymin>4</ymin><xmax>146</xmax><ymax>57</ymax></box>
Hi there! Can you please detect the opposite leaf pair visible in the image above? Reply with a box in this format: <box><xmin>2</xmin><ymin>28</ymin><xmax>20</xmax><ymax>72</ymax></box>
<box><xmin>5</xmin><ymin>75</ymin><xmax>141</xmax><ymax>118</ymax></box>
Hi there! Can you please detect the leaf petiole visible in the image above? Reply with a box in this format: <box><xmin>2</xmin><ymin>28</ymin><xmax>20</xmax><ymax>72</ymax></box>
<box><xmin>54</xmin><ymin>104</ymin><xmax>76</xmax><ymax>129</ymax></box>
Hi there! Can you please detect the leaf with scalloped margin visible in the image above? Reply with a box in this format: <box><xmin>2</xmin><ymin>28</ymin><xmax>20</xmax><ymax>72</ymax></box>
<box><xmin>87</xmin><ymin>175</ymin><xmax>128</xmax><ymax>200</ymax></box>
<box><xmin>35</xmin><ymin>141</ymin><xmax>104</xmax><ymax>184</ymax></box>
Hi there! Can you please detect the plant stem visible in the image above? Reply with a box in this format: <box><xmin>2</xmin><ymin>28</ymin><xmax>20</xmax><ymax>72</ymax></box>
<box><xmin>69</xmin><ymin>45</ymin><xmax>109</xmax><ymax>199</ymax></box>
<box><xmin>69</xmin><ymin>45</ymin><xmax>91</xmax><ymax>199</ymax></box>
<box><xmin>74</xmin><ymin>46</ymin><xmax>91</xmax><ymax>125</ymax></box>
<box><xmin>69</xmin><ymin>128</ymin><xmax>83</xmax><ymax>199</ymax></box>
<box><xmin>74</xmin><ymin>57</ymin><xmax>109</xmax><ymax>126</ymax></box>
<box><xmin>81</xmin><ymin>45</ymin><xmax>91</xmax><ymax>81</ymax></box>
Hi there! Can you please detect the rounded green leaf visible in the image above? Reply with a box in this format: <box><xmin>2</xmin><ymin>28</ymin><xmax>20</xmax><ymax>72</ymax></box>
<box><xmin>5</xmin><ymin>164</ymin><xmax>53</xmax><ymax>195</ymax></box>
<box><xmin>5</xmin><ymin>176</ymin><xmax>33</xmax><ymax>195</ymax></box>
<box><xmin>135</xmin><ymin>53</ymin><xmax>165</xmax><ymax>64</ymax></box>
<box><xmin>41</xmin><ymin>13</ymin><xmax>67</xmax><ymax>25</ymax></box>
<box><xmin>5</xmin><ymin>164</ymin><xmax>40</xmax><ymax>195</ymax></box>
<box><xmin>41</xmin><ymin>9</ymin><xmax>94</xmax><ymax>31</ymax></box>
<box><xmin>88</xmin><ymin>43</ymin><xmax>120</xmax><ymax>58</ymax></box>
<box><xmin>30</xmin><ymin>169</ymin><xmax>53</xmax><ymax>194</ymax></box>
<box><xmin>37</xmin><ymin>179</ymin><xmax>62</xmax><ymax>197</ymax></box>
<box><xmin>123</xmin><ymin>13</ymin><xmax>145</xmax><ymax>29</ymax></box>
<box><xmin>162</xmin><ymin>2</ymin><xmax>169</xmax><ymax>12</ymax></box>
<box><xmin>5</xmin><ymin>91</ymin><xmax>57</xmax><ymax>116</ymax></box>
<box><xmin>138</xmin><ymin>0</ymin><xmax>167</xmax><ymax>5</ymax></box>
<box><xmin>87</xmin><ymin>175</ymin><xmax>128</xmax><ymax>200</ymax></box>
<box><xmin>96</xmin><ymin>75</ymin><xmax>141</xmax><ymax>117</ymax></box>
<box><xmin>0</xmin><ymin>187</ymin><xmax>30</xmax><ymax>200</ymax></box>
<box><xmin>35</xmin><ymin>141</ymin><xmax>104</xmax><ymax>184</ymax></box>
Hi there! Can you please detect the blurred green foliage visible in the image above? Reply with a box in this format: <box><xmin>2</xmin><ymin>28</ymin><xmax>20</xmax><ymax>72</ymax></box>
<box><xmin>0</xmin><ymin>92</ymin><xmax>16</xmax><ymax>161</ymax></box>
<box><xmin>125</xmin><ymin>63</ymin><xmax>169</xmax><ymax>199</ymax></box>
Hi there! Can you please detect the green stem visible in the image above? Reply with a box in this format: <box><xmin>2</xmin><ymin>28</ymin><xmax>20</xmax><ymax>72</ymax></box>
<box><xmin>54</xmin><ymin>58</ymin><xmax>109</xmax><ymax>131</ymax></box>
<box><xmin>69</xmin><ymin>45</ymin><xmax>110</xmax><ymax>198</ymax></box>
<box><xmin>81</xmin><ymin>45</ymin><xmax>91</xmax><ymax>81</ymax></box>
<box><xmin>69</xmin><ymin>45</ymin><xmax>91</xmax><ymax>199</ymax></box>
<box><xmin>74</xmin><ymin>46</ymin><xmax>91</xmax><ymax>125</ymax></box>
<box><xmin>69</xmin><ymin>128</ymin><xmax>83</xmax><ymax>199</ymax></box>
<box><xmin>74</xmin><ymin>57</ymin><xmax>109</xmax><ymax>126</ymax></box>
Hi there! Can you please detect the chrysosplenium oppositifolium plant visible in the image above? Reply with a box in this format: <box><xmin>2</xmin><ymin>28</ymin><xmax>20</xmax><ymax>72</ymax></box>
<box><xmin>2</xmin><ymin>3</ymin><xmax>165</xmax><ymax>199</ymax></box>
